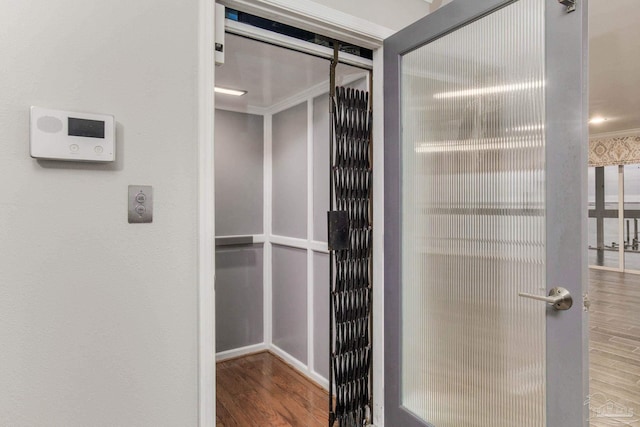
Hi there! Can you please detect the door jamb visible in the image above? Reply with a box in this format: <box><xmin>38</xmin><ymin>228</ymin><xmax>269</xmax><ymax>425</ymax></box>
<box><xmin>198</xmin><ymin>1</ymin><xmax>390</xmax><ymax>426</ymax></box>
<box><xmin>198</xmin><ymin>1</ymin><xmax>216</xmax><ymax>426</ymax></box>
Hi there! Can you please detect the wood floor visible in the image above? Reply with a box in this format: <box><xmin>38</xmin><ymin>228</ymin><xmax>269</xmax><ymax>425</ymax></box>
<box><xmin>216</xmin><ymin>352</ymin><xmax>329</xmax><ymax>427</ymax></box>
<box><xmin>589</xmin><ymin>269</ymin><xmax>640</xmax><ymax>427</ymax></box>
<box><xmin>216</xmin><ymin>271</ymin><xmax>640</xmax><ymax>426</ymax></box>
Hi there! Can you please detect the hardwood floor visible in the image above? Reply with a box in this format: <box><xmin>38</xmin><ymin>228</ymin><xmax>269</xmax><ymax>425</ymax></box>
<box><xmin>216</xmin><ymin>352</ymin><xmax>329</xmax><ymax>427</ymax></box>
<box><xmin>589</xmin><ymin>269</ymin><xmax>640</xmax><ymax>427</ymax></box>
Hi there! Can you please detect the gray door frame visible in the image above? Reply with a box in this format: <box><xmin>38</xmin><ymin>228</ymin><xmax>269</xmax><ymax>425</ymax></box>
<box><xmin>383</xmin><ymin>0</ymin><xmax>589</xmax><ymax>425</ymax></box>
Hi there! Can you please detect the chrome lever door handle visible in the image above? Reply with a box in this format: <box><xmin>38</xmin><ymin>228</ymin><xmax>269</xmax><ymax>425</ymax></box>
<box><xmin>518</xmin><ymin>287</ymin><xmax>573</xmax><ymax>311</ymax></box>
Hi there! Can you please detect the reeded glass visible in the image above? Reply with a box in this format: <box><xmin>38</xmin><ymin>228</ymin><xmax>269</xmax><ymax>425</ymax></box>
<box><xmin>400</xmin><ymin>0</ymin><xmax>546</xmax><ymax>425</ymax></box>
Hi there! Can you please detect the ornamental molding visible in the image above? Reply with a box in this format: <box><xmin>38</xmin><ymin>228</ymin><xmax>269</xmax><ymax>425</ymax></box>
<box><xmin>589</xmin><ymin>130</ymin><xmax>640</xmax><ymax>167</ymax></box>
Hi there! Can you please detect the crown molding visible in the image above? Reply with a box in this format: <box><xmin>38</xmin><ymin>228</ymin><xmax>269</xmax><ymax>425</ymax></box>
<box><xmin>590</xmin><ymin>127</ymin><xmax>640</xmax><ymax>140</ymax></box>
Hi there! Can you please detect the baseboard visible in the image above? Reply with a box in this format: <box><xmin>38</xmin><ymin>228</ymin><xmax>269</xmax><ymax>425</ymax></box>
<box><xmin>216</xmin><ymin>343</ymin><xmax>268</xmax><ymax>362</ymax></box>
<box><xmin>307</xmin><ymin>369</ymin><xmax>330</xmax><ymax>391</ymax></box>
<box><xmin>217</xmin><ymin>343</ymin><xmax>331</xmax><ymax>391</ymax></box>
<box><xmin>268</xmin><ymin>344</ymin><xmax>329</xmax><ymax>391</ymax></box>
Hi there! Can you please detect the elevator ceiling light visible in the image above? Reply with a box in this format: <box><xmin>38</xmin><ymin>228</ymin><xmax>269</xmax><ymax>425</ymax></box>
<box><xmin>215</xmin><ymin>87</ymin><xmax>247</xmax><ymax>96</ymax></box>
<box><xmin>433</xmin><ymin>80</ymin><xmax>545</xmax><ymax>99</ymax></box>
<box><xmin>589</xmin><ymin>117</ymin><xmax>608</xmax><ymax>125</ymax></box>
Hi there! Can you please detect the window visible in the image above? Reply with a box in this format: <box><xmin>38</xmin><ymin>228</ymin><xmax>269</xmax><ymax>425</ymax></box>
<box><xmin>589</xmin><ymin>164</ymin><xmax>640</xmax><ymax>273</ymax></box>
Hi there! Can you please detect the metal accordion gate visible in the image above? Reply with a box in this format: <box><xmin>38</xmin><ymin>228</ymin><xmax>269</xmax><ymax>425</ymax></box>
<box><xmin>328</xmin><ymin>49</ymin><xmax>373</xmax><ymax>427</ymax></box>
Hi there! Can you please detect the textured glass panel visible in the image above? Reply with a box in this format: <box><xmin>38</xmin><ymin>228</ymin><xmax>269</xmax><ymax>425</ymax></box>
<box><xmin>400</xmin><ymin>1</ymin><xmax>546</xmax><ymax>426</ymax></box>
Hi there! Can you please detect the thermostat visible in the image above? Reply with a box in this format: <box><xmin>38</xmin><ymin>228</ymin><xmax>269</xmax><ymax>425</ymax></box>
<box><xmin>30</xmin><ymin>106</ymin><xmax>115</xmax><ymax>162</ymax></box>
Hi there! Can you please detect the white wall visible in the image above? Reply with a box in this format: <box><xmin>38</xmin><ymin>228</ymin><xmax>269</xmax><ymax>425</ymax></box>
<box><xmin>309</xmin><ymin>0</ymin><xmax>432</xmax><ymax>31</ymax></box>
<box><xmin>0</xmin><ymin>1</ymin><xmax>200</xmax><ymax>426</ymax></box>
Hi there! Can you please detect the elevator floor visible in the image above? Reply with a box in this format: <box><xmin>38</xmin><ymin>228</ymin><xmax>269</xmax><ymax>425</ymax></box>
<box><xmin>216</xmin><ymin>352</ymin><xmax>329</xmax><ymax>426</ymax></box>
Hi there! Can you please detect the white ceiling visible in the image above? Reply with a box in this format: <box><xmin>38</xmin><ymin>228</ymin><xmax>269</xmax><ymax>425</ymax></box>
<box><xmin>215</xmin><ymin>34</ymin><xmax>365</xmax><ymax>112</ymax></box>
<box><xmin>590</xmin><ymin>0</ymin><xmax>640</xmax><ymax>134</ymax></box>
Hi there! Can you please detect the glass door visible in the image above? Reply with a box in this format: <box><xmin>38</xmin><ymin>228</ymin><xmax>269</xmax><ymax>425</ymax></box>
<box><xmin>384</xmin><ymin>0</ymin><xmax>588</xmax><ymax>426</ymax></box>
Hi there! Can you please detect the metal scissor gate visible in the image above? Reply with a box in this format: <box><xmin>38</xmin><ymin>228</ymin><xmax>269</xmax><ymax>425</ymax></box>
<box><xmin>328</xmin><ymin>82</ymin><xmax>373</xmax><ymax>427</ymax></box>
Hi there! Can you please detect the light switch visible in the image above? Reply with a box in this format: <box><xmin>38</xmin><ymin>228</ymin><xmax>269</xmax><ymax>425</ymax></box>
<box><xmin>128</xmin><ymin>185</ymin><xmax>153</xmax><ymax>223</ymax></box>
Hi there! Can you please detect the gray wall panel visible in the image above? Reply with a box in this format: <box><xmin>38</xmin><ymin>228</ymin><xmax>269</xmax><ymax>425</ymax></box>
<box><xmin>215</xmin><ymin>245</ymin><xmax>264</xmax><ymax>352</ymax></box>
<box><xmin>215</xmin><ymin>109</ymin><xmax>264</xmax><ymax>236</ymax></box>
<box><xmin>313</xmin><ymin>252</ymin><xmax>330</xmax><ymax>380</ymax></box>
<box><xmin>272</xmin><ymin>245</ymin><xmax>308</xmax><ymax>363</ymax></box>
<box><xmin>313</xmin><ymin>94</ymin><xmax>330</xmax><ymax>243</ymax></box>
<box><xmin>272</xmin><ymin>103</ymin><xmax>308</xmax><ymax>239</ymax></box>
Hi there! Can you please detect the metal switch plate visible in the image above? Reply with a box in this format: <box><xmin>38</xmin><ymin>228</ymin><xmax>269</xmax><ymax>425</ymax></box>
<box><xmin>128</xmin><ymin>185</ymin><xmax>153</xmax><ymax>223</ymax></box>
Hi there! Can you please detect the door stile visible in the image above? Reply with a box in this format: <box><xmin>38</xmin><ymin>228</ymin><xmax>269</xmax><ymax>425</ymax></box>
<box><xmin>544</xmin><ymin>1</ymin><xmax>589</xmax><ymax>425</ymax></box>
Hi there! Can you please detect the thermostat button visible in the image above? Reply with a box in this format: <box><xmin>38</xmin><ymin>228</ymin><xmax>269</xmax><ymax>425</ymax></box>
<box><xmin>69</xmin><ymin>144</ymin><xmax>79</xmax><ymax>152</ymax></box>
<box><xmin>94</xmin><ymin>145</ymin><xmax>104</xmax><ymax>154</ymax></box>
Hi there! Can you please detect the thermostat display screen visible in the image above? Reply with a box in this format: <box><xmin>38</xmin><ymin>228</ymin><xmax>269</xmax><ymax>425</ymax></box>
<box><xmin>68</xmin><ymin>117</ymin><xmax>105</xmax><ymax>139</ymax></box>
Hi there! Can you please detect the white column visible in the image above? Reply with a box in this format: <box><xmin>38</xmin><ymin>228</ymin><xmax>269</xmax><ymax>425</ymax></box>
<box><xmin>619</xmin><ymin>164</ymin><xmax>625</xmax><ymax>271</ymax></box>
<box><xmin>264</xmin><ymin>114</ymin><xmax>273</xmax><ymax>346</ymax></box>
